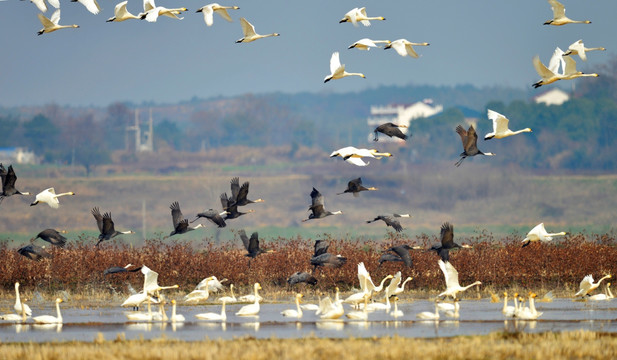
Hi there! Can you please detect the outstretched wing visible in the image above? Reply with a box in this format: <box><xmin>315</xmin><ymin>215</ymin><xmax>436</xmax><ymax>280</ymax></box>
<box><xmin>170</xmin><ymin>201</ymin><xmax>184</xmax><ymax>228</ymax></box>
<box><xmin>464</xmin><ymin>125</ymin><xmax>479</xmax><ymax>152</ymax></box>
<box><xmin>309</xmin><ymin>187</ymin><xmax>325</xmax><ymax>213</ymax></box>
<box><xmin>230</xmin><ymin>177</ymin><xmax>240</xmax><ymax>202</ymax></box>
<box><xmin>329</xmin><ymin>52</ymin><xmax>342</xmax><ymax>75</ymax></box>
<box><xmin>91</xmin><ymin>207</ymin><xmax>104</xmax><ymax>233</ymax></box>
<box><xmin>440</xmin><ymin>222</ymin><xmax>454</xmax><ymax>248</ymax></box>
<box><xmin>248</xmin><ymin>232</ymin><xmax>259</xmax><ymax>254</ymax></box>
<box><xmin>237</xmin><ymin>181</ymin><xmax>250</xmax><ymax>204</ymax></box>
<box><xmin>455</xmin><ymin>125</ymin><xmax>468</xmax><ymax>148</ymax></box>
<box><xmin>390</xmin><ymin>246</ymin><xmax>412</xmax><ymax>266</ymax></box>
<box><xmin>314</xmin><ymin>239</ymin><xmax>329</xmax><ymax>257</ymax></box>
<box><xmin>382</xmin><ymin>216</ymin><xmax>403</xmax><ymax>232</ymax></box>
<box><xmin>239</xmin><ymin>17</ymin><xmax>257</xmax><ymax>37</ymax></box>
<box><xmin>239</xmin><ymin>229</ymin><xmax>250</xmax><ymax>251</ymax></box>
<box><xmin>102</xmin><ymin>212</ymin><xmax>116</xmax><ymax>235</ymax></box>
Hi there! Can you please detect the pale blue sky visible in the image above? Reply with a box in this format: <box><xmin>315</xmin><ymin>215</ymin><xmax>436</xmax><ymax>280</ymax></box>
<box><xmin>0</xmin><ymin>0</ymin><xmax>615</xmax><ymax>106</ymax></box>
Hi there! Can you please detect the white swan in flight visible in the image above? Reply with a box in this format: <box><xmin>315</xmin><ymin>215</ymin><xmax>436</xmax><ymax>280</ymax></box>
<box><xmin>339</xmin><ymin>7</ymin><xmax>385</xmax><ymax>27</ymax></box>
<box><xmin>30</xmin><ymin>188</ymin><xmax>75</xmax><ymax>208</ymax></box>
<box><xmin>384</xmin><ymin>39</ymin><xmax>430</xmax><ymax>58</ymax></box>
<box><xmin>348</xmin><ymin>38</ymin><xmax>390</xmax><ymax>51</ymax></box>
<box><xmin>196</xmin><ymin>3</ymin><xmax>240</xmax><ymax>27</ymax></box>
<box><xmin>236</xmin><ymin>18</ymin><xmax>280</xmax><ymax>43</ymax></box>
<box><xmin>484</xmin><ymin>109</ymin><xmax>531</xmax><ymax>140</ymax></box>
<box><xmin>37</xmin><ymin>10</ymin><xmax>80</xmax><ymax>36</ymax></box>
<box><xmin>330</xmin><ymin>146</ymin><xmax>392</xmax><ymax>166</ymax></box>
<box><xmin>544</xmin><ymin>0</ymin><xmax>590</xmax><ymax>26</ymax></box>
<box><xmin>107</xmin><ymin>1</ymin><xmax>141</xmax><ymax>22</ymax></box>
<box><xmin>140</xmin><ymin>0</ymin><xmax>187</xmax><ymax>22</ymax></box>
<box><xmin>72</xmin><ymin>0</ymin><xmax>102</xmax><ymax>15</ymax></box>
<box><xmin>324</xmin><ymin>52</ymin><xmax>366</xmax><ymax>83</ymax></box>
<box><xmin>563</xmin><ymin>40</ymin><xmax>605</xmax><ymax>61</ymax></box>
<box><xmin>437</xmin><ymin>259</ymin><xmax>482</xmax><ymax>299</ymax></box>
<box><xmin>532</xmin><ymin>47</ymin><xmax>597</xmax><ymax>88</ymax></box>
<box><xmin>521</xmin><ymin>223</ymin><xmax>566</xmax><ymax>247</ymax></box>
<box><xmin>575</xmin><ymin>274</ymin><xmax>612</xmax><ymax>297</ymax></box>
<box><xmin>30</xmin><ymin>0</ymin><xmax>59</xmax><ymax>13</ymax></box>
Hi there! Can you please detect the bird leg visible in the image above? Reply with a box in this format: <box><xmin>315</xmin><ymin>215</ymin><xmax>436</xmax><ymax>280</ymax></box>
<box><xmin>454</xmin><ymin>156</ymin><xmax>466</xmax><ymax>167</ymax></box>
<box><xmin>373</xmin><ymin>131</ymin><xmax>379</xmax><ymax>142</ymax></box>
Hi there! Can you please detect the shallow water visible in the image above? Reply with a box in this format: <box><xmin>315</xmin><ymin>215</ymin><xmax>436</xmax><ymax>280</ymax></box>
<box><xmin>1</xmin><ymin>298</ymin><xmax>617</xmax><ymax>342</ymax></box>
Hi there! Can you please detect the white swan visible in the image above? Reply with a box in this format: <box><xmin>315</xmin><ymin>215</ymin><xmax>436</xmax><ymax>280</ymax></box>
<box><xmin>72</xmin><ymin>0</ymin><xmax>102</xmax><ymax>15</ymax></box>
<box><xmin>37</xmin><ymin>10</ymin><xmax>80</xmax><ymax>36</ymax></box>
<box><xmin>544</xmin><ymin>0</ymin><xmax>591</xmax><ymax>26</ymax></box>
<box><xmin>33</xmin><ymin>298</ymin><xmax>63</xmax><ymax>324</ymax></box>
<box><xmin>416</xmin><ymin>301</ymin><xmax>440</xmax><ymax>320</ymax></box>
<box><xmin>184</xmin><ymin>276</ymin><xmax>215</xmax><ymax>304</ymax></box>
<box><xmin>521</xmin><ymin>223</ymin><xmax>567</xmax><ymax>247</ymax></box>
<box><xmin>563</xmin><ymin>40</ymin><xmax>605</xmax><ymax>61</ymax></box>
<box><xmin>281</xmin><ymin>293</ymin><xmax>303</xmax><ymax>318</ymax></box>
<box><xmin>30</xmin><ymin>0</ymin><xmax>60</xmax><ymax>13</ymax></box>
<box><xmin>170</xmin><ymin>300</ymin><xmax>185</xmax><ymax>322</ymax></box>
<box><xmin>217</xmin><ymin>284</ymin><xmax>237</xmax><ymax>303</ymax></box>
<box><xmin>329</xmin><ymin>146</ymin><xmax>391</xmax><ymax>166</ymax></box>
<box><xmin>391</xmin><ymin>276</ymin><xmax>413</xmax><ymax>297</ymax></box>
<box><xmin>346</xmin><ymin>293</ymin><xmax>369</xmax><ymax>320</ymax></box>
<box><xmin>196</xmin><ymin>3</ymin><xmax>239</xmax><ymax>27</ymax></box>
<box><xmin>389</xmin><ymin>297</ymin><xmax>404</xmax><ymax>318</ymax></box>
<box><xmin>236</xmin><ymin>283</ymin><xmax>262</xmax><ymax>316</ymax></box>
<box><xmin>140</xmin><ymin>0</ymin><xmax>187</xmax><ymax>23</ymax></box>
<box><xmin>384</xmin><ymin>39</ymin><xmax>430</xmax><ymax>58</ymax></box>
<box><xmin>348</xmin><ymin>38</ymin><xmax>390</xmax><ymax>51</ymax></box>
<box><xmin>561</xmin><ymin>54</ymin><xmax>599</xmax><ymax>81</ymax></box>
<box><xmin>14</xmin><ymin>282</ymin><xmax>32</xmax><ymax>317</ymax></box>
<box><xmin>502</xmin><ymin>292</ymin><xmax>516</xmax><ymax>317</ymax></box>
<box><xmin>437</xmin><ymin>260</ymin><xmax>482</xmax><ymax>299</ymax></box>
<box><xmin>339</xmin><ymin>7</ymin><xmax>385</xmax><ymax>27</ymax></box>
<box><xmin>126</xmin><ymin>297</ymin><xmax>153</xmax><ymax>321</ymax></box>
<box><xmin>533</xmin><ymin>47</ymin><xmax>598</xmax><ymax>88</ymax></box>
<box><xmin>107</xmin><ymin>1</ymin><xmax>141</xmax><ymax>22</ymax></box>
<box><xmin>324</xmin><ymin>52</ymin><xmax>365</xmax><ymax>83</ymax></box>
<box><xmin>444</xmin><ymin>299</ymin><xmax>460</xmax><ymax>318</ymax></box>
<box><xmin>484</xmin><ymin>109</ymin><xmax>532</xmax><ymax>140</ymax></box>
<box><xmin>575</xmin><ymin>274</ymin><xmax>612</xmax><ymax>297</ymax></box>
<box><xmin>515</xmin><ymin>293</ymin><xmax>542</xmax><ymax>319</ymax></box>
<box><xmin>2</xmin><ymin>297</ymin><xmax>28</xmax><ymax>322</ymax></box>
<box><xmin>236</xmin><ymin>18</ymin><xmax>280</xmax><ymax>43</ymax></box>
<box><xmin>31</xmin><ymin>188</ymin><xmax>75</xmax><ymax>208</ymax></box>
<box><xmin>196</xmin><ymin>300</ymin><xmax>227</xmax><ymax>321</ymax></box>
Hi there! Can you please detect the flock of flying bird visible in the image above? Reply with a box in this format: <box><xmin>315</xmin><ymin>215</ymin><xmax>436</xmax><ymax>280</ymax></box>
<box><xmin>0</xmin><ymin>0</ymin><xmax>612</xmax><ymax>325</ymax></box>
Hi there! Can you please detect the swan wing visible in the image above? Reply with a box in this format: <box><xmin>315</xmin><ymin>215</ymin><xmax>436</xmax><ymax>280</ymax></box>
<box><xmin>390</xmin><ymin>40</ymin><xmax>409</xmax><ymax>57</ymax></box>
<box><xmin>357</xmin><ymin>7</ymin><xmax>370</xmax><ymax>26</ymax></box>
<box><xmin>562</xmin><ymin>55</ymin><xmax>578</xmax><ymax>76</ymax></box>
<box><xmin>404</xmin><ymin>43</ymin><xmax>419</xmax><ymax>58</ymax></box>
<box><xmin>533</xmin><ymin>56</ymin><xmax>555</xmax><ymax>80</ymax></box>
<box><xmin>240</xmin><ymin>18</ymin><xmax>257</xmax><ymax>37</ymax></box>
<box><xmin>344</xmin><ymin>157</ymin><xmax>368</xmax><ymax>166</ymax></box>
<box><xmin>144</xmin><ymin>8</ymin><xmax>160</xmax><ymax>22</ymax></box>
<box><xmin>31</xmin><ymin>0</ymin><xmax>48</xmax><ymax>13</ymax></box>
<box><xmin>569</xmin><ymin>40</ymin><xmax>587</xmax><ymax>61</ymax></box>
<box><xmin>329</xmin><ymin>52</ymin><xmax>342</xmax><ymax>75</ymax></box>
<box><xmin>78</xmin><ymin>0</ymin><xmax>101</xmax><ymax>15</ymax></box>
<box><xmin>487</xmin><ymin>109</ymin><xmax>509</xmax><ymax>134</ymax></box>
<box><xmin>47</xmin><ymin>0</ymin><xmax>59</xmax><ymax>8</ymax></box>
<box><xmin>143</xmin><ymin>0</ymin><xmax>155</xmax><ymax>12</ymax></box>
<box><xmin>202</xmin><ymin>6</ymin><xmax>214</xmax><ymax>26</ymax></box>
<box><xmin>215</xmin><ymin>7</ymin><xmax>234</xmax><ymax>22</ymax></box>
<box><xmin>49</xmin><ymin>9</ymin><xmax>61</xmax><ymax>25</ymax></box>
<box><xmin>115</xmin><ymin>1</ymin><xmax>130</xmax><ymax>17</ymax></box>
<box><xmin>576</xmin><ymin>275</ymin><xmax>594</xmax><ymax>295</ymax></box>
<box><xmin>548</xmin><ymin>0</ymin><xmax>565</xmax><ymax>19</ymax></box>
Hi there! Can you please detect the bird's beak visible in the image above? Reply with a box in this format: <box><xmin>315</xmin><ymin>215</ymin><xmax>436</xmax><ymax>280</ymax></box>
<box><xmin>30</xmin><ymin>201</ymin><xmax>38</xmax><ymax>206</ymax></box>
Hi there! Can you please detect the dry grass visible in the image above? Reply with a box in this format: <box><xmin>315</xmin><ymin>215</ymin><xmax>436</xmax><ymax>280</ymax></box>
<box><xmin>1</xmin><ymin>233</ymin><xmax>616</xmax><ymax>300</ymax></box>
<box><xmin>1</xmin><ymin>331</ymin><xmax>617</xmax><ymax>360</ymax></box>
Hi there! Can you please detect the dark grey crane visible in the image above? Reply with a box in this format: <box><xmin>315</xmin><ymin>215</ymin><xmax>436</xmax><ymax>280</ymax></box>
<box><xmin>455</xmin><ymin>125</ymin><xmax>495</xmax><ymax>167</ymax></box>
<box><xmin>373</xmin><ymin>122</ymin><xmax>410</xmax><ymax>141</ymax></box>
<box><xmin>103</xmin><ymin>264</ymin><xmax>143</xmax><ymax>276</ymax></box>
<box><xmin>191</xmin><ymin>208</ymin><xmax>227</xmax><ymax>228</ymax></box>
<box><xmin>92</xmin><ymin>207</ymin><xmax>134</xmax><ymax>247</ymax></box>
<box><xmin>17</xmin><ymin>244</ymin><xmax>52</xmax><ymax>261</ymax></box>
<box><xmin>287</xmin><ymin>271</ymin><xmax>318</xmax><ymax>286</ymax></box>
<box><xmin>378</xmin><ymin>244</ymin><xmax>420</xmax><ymax>267</ymax></box>
<box><xmin>33</xmin><ymin>229</ymin><xmax>67</xmax><ymax>247</ymax></box>
<box><xmin>429</xmin><ymin>222</ymin><xmax>472</xmax><ymax>261</ymax></box>
<box><xmin>230</xmin><ymin>177</ymin><xmax>264</xmax><ymax>206</ymax></box>
<box><xmin>239</xmin><ymin>229</ymin><xmax>274</xmax><ymax>267</ymax></box>
<box><xmin>337</xmin><ymin>177</ymin><xmax>378</xmax><ymax>197</ymax></box>
<box><xmin>221</xmin><ymin>192</ymin><xmax>254</xmax><ymax>220</ymax></box>
<box><xmin>366</xmin><ymin>214</ymin><xmax>411</xmax><ymax>232</ymax></box>
<box><xmin>0</xmin><ymin>165</ymin><xmax>30</xmax><ymax>205</ymax></box>
<box><xmin>302</xmin><ymin>188</ymin><xmax>342</xmax><ymax>222</ymax></box>
<box><xmin>310</xmin><ymin>239</ymin><xmax>346</xmax><ymax>272</ymax></box>
<box><xmin>169</xmin><ymin>201</ymin><xmax>203</xmax><ymax>237</ymax></box>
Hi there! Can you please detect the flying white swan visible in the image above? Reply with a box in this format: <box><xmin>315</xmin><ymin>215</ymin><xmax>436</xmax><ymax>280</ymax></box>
<box><xmin>236</xmin><ymin>283</ymin><xmax>262</xmax><ymax>316</ymax></box>
<box><xmin>329</xmin><ymin>146</ymin><xmax>391</xmax><ymax>166</ymax></box>
<box><xmin>416</xmin><ymin>301</ymin><xmax>440</xmax><ymax>320</ymax></box>
<box><xmin>14</xmin><ymin>282</ymin><xmax>32</xmax><ymax>317</ymax></box>
<box><xmin>281</xmin><ymin>293</ymin><xmax>303</xmax><ymax>318</ymax></box>
<box><xmin>339</xmin><ymin>7</ymin><xmax>385</xmax><ymax>27</ymax></box>
<box><xmin>30</xmin><ymin>188</ymin><xmax>75</xmax><ymax>208</ymax></box>
<box><xmin>33</xmin><ymin>298</ymin><xmax>63</xmax><ymax>324</ymax></box>
<box><xmin>544</xmin><ymin>0</ymin><xmax>590</xmax><ymax>26</ymax></box>
<box><xmin>236</xmin><ymin>18</ymin><xmax>280</xmax><ymax>43</ymax></box>
<box><xmin>484</xmin><ymin>109</ymin><xmax>532</xmax><ymax>140</ymax></box>
<box><xmin>575</xmin><ymin>274</ymin><xmax>612</xmax><ymax>297</ymax></box>
<box><xmin>72</xmin><ymin>0</ymin><xmax>102</xmax><ymax>15</ymax></box>
<box><xmin>348</xmin><ymin>38</ymin><xmax>390</xmax><ymax>51</ymax></box>
<box><xmin>196</xmin><ymin>3</ymin><xmax>240</xmax><ymax>27</ymax></box>
<box><xmin>140</xmin><ymin>0</ymin><xmax>187</xmax><ymax>23</ymax></box>
<box><xmin>196</xmin><ymin>299</ymin><xmax>227</xmax><ymax>321</ymax></box>
<box><xmin>30</xmin><ymin>0</ymin><xmax>60</xmax><ymax>13</ymax></box>
<box><xmin>37</xmin><ymin>10</ymin><xmax>80</xmax><ymax>36</ymax></box>
<box><xmin>561</xmin><ymin>54</ymin><xmax>599</xmax><ymax>81</ymax></box>
<box><xmin>324</xmin><ymin>52</ymin><xmax>366</xmax><ymax>83</ymax></box>
<box><xmin>521</xmin><ymin>223</ymin><xmax>567</xmax><ymax>247</ymax></box>
<box><xmin>437</xmin><ymin>260</ymin><xmax>482</xmax><ymax>299</ymax></box>
<box><xmin>563</xmin><ymin>40</ymin><xmax>605</xmax><ymax>61</ymax></box>
<box><xmin>107</xmin><ymin>1</ymin><xmax>141</xmax><ymax>22</ymax></box>
<box><xmin>384</xmin><ymin>39</ymin><xmax>430</xmax><ymax>58</ymax></box>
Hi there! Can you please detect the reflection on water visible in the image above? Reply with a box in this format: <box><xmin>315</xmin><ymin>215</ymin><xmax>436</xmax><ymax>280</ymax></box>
<box><xmin>1</xmin><ymin>299</ymin><xmax>617</xmax><ymax>342</ymax></box>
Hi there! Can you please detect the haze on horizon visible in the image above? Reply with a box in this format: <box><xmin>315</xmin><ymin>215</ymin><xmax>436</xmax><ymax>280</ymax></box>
<box><xmin>0</xmin><ymin>0</ymin><xmax>615</xmax><ymax>107</ymax></box>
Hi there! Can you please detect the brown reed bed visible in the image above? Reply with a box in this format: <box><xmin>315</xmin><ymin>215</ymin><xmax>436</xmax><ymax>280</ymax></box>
<box><xmin>1</xmin><ymin>331</ymin><xmax>617</xmax><ymax>360</ymax></box>
<box><xmin>1</xmin><ymin>233</ymin><xmax>616</xmax><ymax>299</ymax></box>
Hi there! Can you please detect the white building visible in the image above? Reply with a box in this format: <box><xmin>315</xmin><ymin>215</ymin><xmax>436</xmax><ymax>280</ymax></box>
<box><xmin>534</xmin><ymin>88</ymin><xmax>570</xmax><ymax>106</ymax></box>
<box><xmin>367</xmin><ymin>100</ymin><xmax>443</xmax><ymax>142</ymax></box>
<box><xmin>0</xmin><ymin>147</ymin><xmax>39</xmax><ymax>164</ymax></box>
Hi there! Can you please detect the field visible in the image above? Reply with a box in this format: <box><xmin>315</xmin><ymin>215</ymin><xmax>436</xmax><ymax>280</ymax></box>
<box><xmin>0</xmin><ymin>331</ymin><xmax>616</xmax><ymax>360</ymax></box>
<box><xmin>1</xmin><ymin>233</ymin><xmax>615</xmax><ymax>299</ymax></box>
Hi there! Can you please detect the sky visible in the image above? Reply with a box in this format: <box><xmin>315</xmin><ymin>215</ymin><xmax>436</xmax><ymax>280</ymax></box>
<box><xmin>1</xmin><ymin>0</ymin><xmax>616</xmax><ymax>107</ymax></box>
